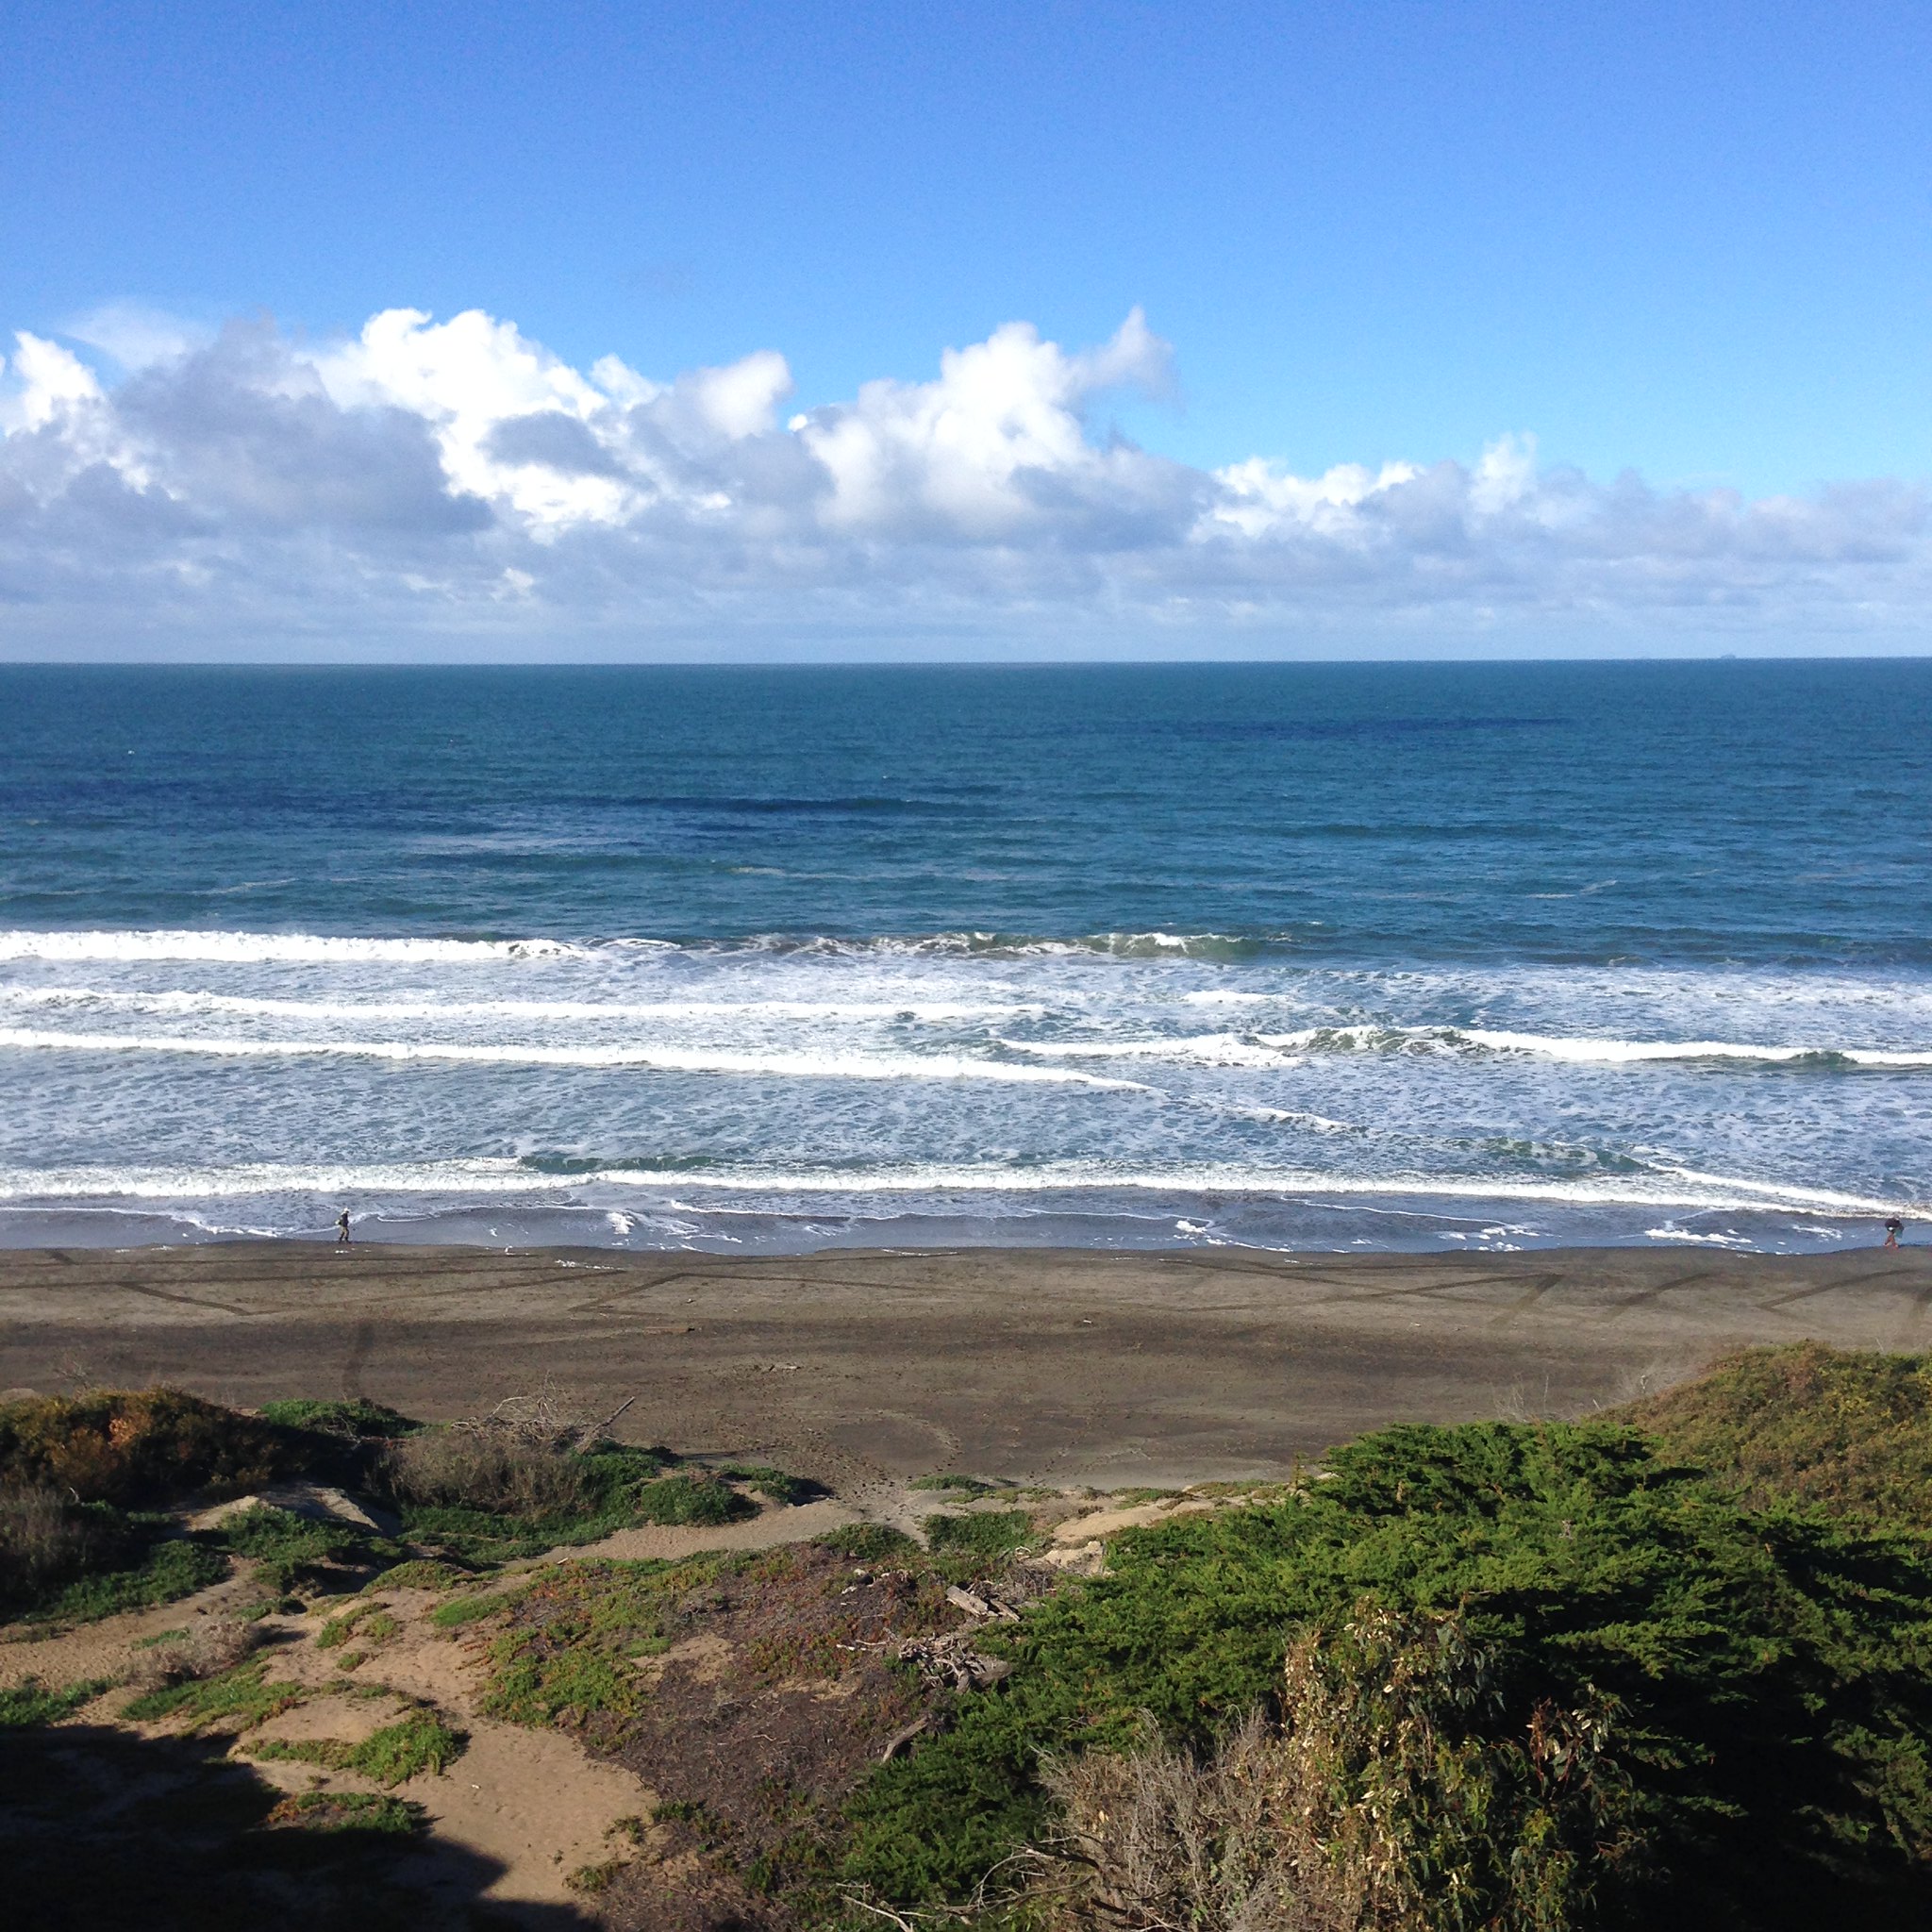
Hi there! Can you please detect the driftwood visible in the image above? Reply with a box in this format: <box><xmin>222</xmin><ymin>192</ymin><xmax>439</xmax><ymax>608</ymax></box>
<box><xmin>572</xmin><ymin>1393</ymin><xmax>636</xmax><ymax>1452</ymax></box>
<box><xmin>897</xmin><ymin>1628</ymin><xmax>1016</xmax><ymax>1691</ymax></box>
<box><xmin>449</xmin><ymin>1376</ymin><xmax>637</xmax><ymax>1451</ymax></box>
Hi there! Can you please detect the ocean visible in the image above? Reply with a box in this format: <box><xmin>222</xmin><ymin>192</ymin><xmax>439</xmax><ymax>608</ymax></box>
<box><xmin>1</xmin><ymin>659</ymin><xmax>1926</xmax><ymax>1253</ymax></box>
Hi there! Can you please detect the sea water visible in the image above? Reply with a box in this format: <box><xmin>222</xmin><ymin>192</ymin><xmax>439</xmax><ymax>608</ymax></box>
<box><xmin>1</xmin><ymin>659</ymin><xmax>1926</xmax><ymax>1253</ymax></box>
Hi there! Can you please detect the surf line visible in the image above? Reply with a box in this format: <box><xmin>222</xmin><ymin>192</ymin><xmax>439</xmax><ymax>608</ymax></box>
<box><xmin>0</xmin><ymin>1026</ymin><xmax>1149</xmax><ymax>1090</ymax></box>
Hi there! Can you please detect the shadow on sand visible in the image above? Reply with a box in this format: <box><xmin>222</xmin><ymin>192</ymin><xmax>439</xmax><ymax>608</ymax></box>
<box><xmin>0</xmin><ymin>1716</ymin><xmax>597</xmax><ymax>1931</ymax></box>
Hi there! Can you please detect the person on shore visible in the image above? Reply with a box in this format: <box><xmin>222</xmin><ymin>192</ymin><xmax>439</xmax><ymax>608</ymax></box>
<box><xmin>1885</xmin><ymin>1216</ymin><xmax>1905</xmax><ymax>1249</ymax></box>
<box><xmin>337</xmin><ymin>1210</ymin><xmax>352</xmax><ymax>1245</ymax></box>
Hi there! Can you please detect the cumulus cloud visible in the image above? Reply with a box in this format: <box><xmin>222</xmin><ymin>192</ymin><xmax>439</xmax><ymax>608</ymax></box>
<box><xmin>1</xmin><ymin>302</ymin><xmax>1926</xmax><ymax>653</ymax></box>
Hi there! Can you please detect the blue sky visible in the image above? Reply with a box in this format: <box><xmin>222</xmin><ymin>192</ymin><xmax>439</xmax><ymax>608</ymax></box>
<box><xmin>2</xmin><ymin>0</ymin><xmax>1928</xmax><ymax>657</ymax></box>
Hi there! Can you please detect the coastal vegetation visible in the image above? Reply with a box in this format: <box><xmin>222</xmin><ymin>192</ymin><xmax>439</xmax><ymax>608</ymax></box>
<box><xmin>0</xmin><ymin>1385</ymin><xmax>786</xmax><ymax>1623</ymax></box>
<box><xmin>4</xmin><ymin>1345</ymin><xmax>1932</xmax><ymax>1927</ymax></box>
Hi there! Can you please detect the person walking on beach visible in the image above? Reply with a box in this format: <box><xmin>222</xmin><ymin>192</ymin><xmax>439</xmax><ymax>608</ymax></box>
<box><xmin>1885</xmin><ymin>1216</ymin><xmax>1905</xmax><ymax>1249</ymax></box>
<box><xmin>337</xmin><ymin>1210</ymin><xmax>352</xmax><ymax>1245</ymax></box>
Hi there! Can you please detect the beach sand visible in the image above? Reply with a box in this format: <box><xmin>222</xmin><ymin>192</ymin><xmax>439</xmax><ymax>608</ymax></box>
<box><xmin>5</xmin><ymin>1241</ymin><xmax>1929</xmax><ymax>1490</ymax></box>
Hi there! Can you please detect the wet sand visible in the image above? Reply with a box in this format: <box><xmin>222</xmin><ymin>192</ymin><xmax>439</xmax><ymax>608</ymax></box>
<box><xmin>3</xmin><ymin>1242</ymin><xmax>1928</xmax><ymax>1491</ymax></box>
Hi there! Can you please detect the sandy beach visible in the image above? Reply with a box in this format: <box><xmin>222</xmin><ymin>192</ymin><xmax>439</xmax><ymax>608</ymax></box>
<box><xmin>5</xmin><ymin>1241</ymin><xmax>1927</xmax><ymax>1490</ymax></box>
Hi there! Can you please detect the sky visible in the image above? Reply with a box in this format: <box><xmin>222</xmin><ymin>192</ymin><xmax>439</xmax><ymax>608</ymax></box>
<box><xmin>1</xmin><ymin>0</ymin><xmax>1928</xmax><ymax>658</ymax></box>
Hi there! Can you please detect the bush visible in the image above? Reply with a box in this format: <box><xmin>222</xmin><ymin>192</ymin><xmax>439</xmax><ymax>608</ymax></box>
<box><xmin>15</xmin><ymin>1525</ymin><xmax>228</xmax><ymax>1625</ymax></box>
<box><xmin>126</xmin><ymin>1618</ymin><xmax>260</xmax><ymax>1692</ymax></box>
<box><xmin>255</xmin><ymin>1705</ymin><xmax>467</xmax><ymax>1786</ymax></box>
<box><xmin>1040</xmin><ymin>1607</ymin><xmax>1637</xmax><ymax>1932</ymax></box>
<box><xmin>217</xmin><ymin>1502</ymin><xmax>376</xmax><ymax>1596</ymax></box>
<box><xmin>0</xmin><ymin>1389</ymin><xmax>295</xmax><ymax>1506</ymax></box>
<box><xmin>713</xmin><ymin>1461</ymin><xmax>820</xmax><ymax>1506</ymax></box>
<box><xmin>429</xmin><ymin>1590</ymin><xmax>517</xmax><ymax>1629</ymax></box>
<box><xmin>256</xmin><ymin>1398</ymin><xmax>418</xmax><ymax>1440</ymax></box>
<box><xmin>383</xmin><ymin>1428</ymin><xmax>591</xmax><ymax>1518</ymax></box>
<box><xmin>923</xmin><ymin>1509</ymin><xmax>1035</xmax><ymax>1560</ymax></box>
<box><xmin>0</xmin><ymin>1483</ymin><xmax>131</xmax><ymax>1603</ymax></box>
<box><xmin>817</xmin><ymin>1524</ymin><xmax>918</xmax><ymax>1562</ymax></box>
<box><xmin>847</xmin><ymin>1421</ymin><xmax>1932</xmax><ymax>1928</ymax></box>
<box><xmin>631</xmin><ymin>1470</ymin><xmax>756</xmax><ymax>1526</ymax></box>
<box><xmin>364</xmin><ymin>1557</ymin><xmax>469</xmax><ymax>1591</ymax></box>
<box><xmin>267</xmin><ymin>1790</ymin><xmax>425</xmax><ymax>1836</ymax></box>
<box><xmin>1620</xmin><ymin>1342</ymin><xmax>1932</xmax><ymax>1529</ymax></box>
<box><xmin>123</xmin><ymin>1656</ymin><xmax>308</xmax><ymax>1732</ymax></box>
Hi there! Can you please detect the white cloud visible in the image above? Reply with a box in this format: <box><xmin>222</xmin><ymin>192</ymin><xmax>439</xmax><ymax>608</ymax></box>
<box><xmin>65</xmin><ymin>302</ymin><xmax>212</xmax><ymax>373</ymax></box>
<box><xmin>791</xmin><ymin>310</ymin><xmax>1184</xmax><ymax>540</ymax></box>
<box><xmin>1</xmin><ymin>302</ymin><xmax>1927</xmax><ymax>655</ymax></box>
<box><xmin>1</xmin><ymin>333</ymin><xmax>105</xmax><ymax>431</ymax></box>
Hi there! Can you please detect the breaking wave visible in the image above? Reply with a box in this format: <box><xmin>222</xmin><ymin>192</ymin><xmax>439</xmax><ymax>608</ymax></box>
<box><xmin>0</xmin><ymin>926</ymin><xmax>1277</xmax><ymax>965</ymax></box>
<box><xmin>0</xmin><ymin>1156</ymin><xmax>1915</xmax><ymax>1219</ymax></box>
<box><xmin>1253</xmin><ymin>1024</ymin><xmax>1932</xmax><ymax>1069</ymax></box>
<box><xmin>0</xmin><ymin>928</ymin><xmax>596</xmax><ymax>964</ymax></box>
<box><xmin>0</xmin><ymin>1026</ymin><xmax>1144</xmax><ymax>1089</ymax></box>
<box><xmin>0</xmin><ymin>987</ymin><xmax>1039</xmax><ymax>1024</ymax></box>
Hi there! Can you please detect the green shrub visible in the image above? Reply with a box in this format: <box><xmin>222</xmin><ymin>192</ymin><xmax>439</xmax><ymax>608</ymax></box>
<box><xmin>712</xmin><ymin>1461</ymin><xmax>818</xmax><ymax>1505</ymax></box>
<box><xmin>632</xmin><ymin>1470</ymin><xmax>756</xmax><ymax>1526</ymax></box>
<box><xmin>848</xmin><ymin>1421</ymin><xmax>1932</xmax><ymax>1928</ymax></box>
<box><xmin>216</xmin><ymin>1503</ymin><xmax>375</xmax><ymax>1596</ymax></box>
<box><xmin>255</xmin><ymin>1706</ymin><xmax>466</xmax><ymax>1786</ymax></box>
<box><xmin>481</xmin><ymin>1557</ymin><xmax>724</xmax><ymax>1725</ymax></box>
<box><xmin>816</xmin><ymin>1524</ymin><xmax>918</xmax><ymax>1562</ymax></box>
<box><xmin>364</xmin><ymin>1557</ymin><xmax>468</xmax><ymax>1591</ymax></box>
<box><xmin>257</xmin><ymin>1397</ymin><xmax>418</xmax><ymax>1440</ymax></box>
<box><xmin>346</xmin><ymin>1707</ymin><xmax>465</xmax><ymax>1784</ymax></box>
<box><xmin>429</xmin><ymin>1589</ymin><xmax>517</xmax><ymax>1629</ymax></box>
<box><xmin>0</xmin><ymin>1388</ymin><xmax>296</xmax><ymax>1505</ymax></box>
<box><xmin>31</xmin><ymin>1532</ymin><xmax>228</xmax><ymax>1624</ymax></box>
<box><xmin>317</xmin><ymin>1600</ymin><xmax>397</xmax><ymax>1650</ymax></box>
<box><xmin>921</xmin><ymin>1509</ymin><xmax>1034</xmax><ymax>1560</ymax></box>
<box><xmin>1621</xmin><ymin>1342</ymin><xmax>1932</xmax><ymax>1529</ymax></box>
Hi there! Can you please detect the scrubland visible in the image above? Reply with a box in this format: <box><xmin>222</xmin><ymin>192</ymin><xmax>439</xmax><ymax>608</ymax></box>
<box><xmin>4</xmin><ymin>1342</ymin><xmax>1932</xmax><ymax>1930</ymax></box>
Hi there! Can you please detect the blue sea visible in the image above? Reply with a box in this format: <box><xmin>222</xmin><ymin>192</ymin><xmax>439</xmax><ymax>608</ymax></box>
<box><xmin>1</xmin><ymin>660</ymin><xmax>1927</xmax><ymax>1253</ymax></box>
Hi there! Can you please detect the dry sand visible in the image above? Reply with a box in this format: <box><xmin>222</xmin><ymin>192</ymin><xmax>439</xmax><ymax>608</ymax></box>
<box><xmin>7</xmin><ymin>1241</ymin><xmax>1931</xmax><ymax>1489</ymax></box>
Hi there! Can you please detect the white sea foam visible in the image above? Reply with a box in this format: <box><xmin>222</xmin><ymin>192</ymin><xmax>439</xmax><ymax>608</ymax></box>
<box><xmin>0</xmin><ymin>928</ymin><xmax>594</xmax><ymax>964</ymax></box>
<box><xmin>0</xmin><ymin>1026</ymin><xmax>1143</xmax><ymax>1088</ymax></box>
<box><xmin>1255</xmin><ymin>1024</ymin><xmax>1932</xmax><ymax>1067</ymax></box>
<box><xmin>996</xmin><ymin>1032</ymin><xmax>1294</xmax><ymax>1068</ymax></box>
<box><xmin>0</xmin><ymin>987</ymin><xmax>1039</xmax><ymax>1024</ymax></box>
<box><xmin>0</xmin><ymin>1157</ymin><xmax>1914</xmax><ymax>1218</ymax></box>
<box><xmin>999</xmin><ymin>1024</ymin><xmax>1932</xmax><ymax>1069</ymax></box>
<box><xmin>1454</xmin><ymin>1027</ymin><xmax>1932</xmax><ymax>1067</ymax></box>
<box><xmin>735</xmin><ymin>929</ymin><xmax>1262</xmax><ymax>959</ymax></box>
